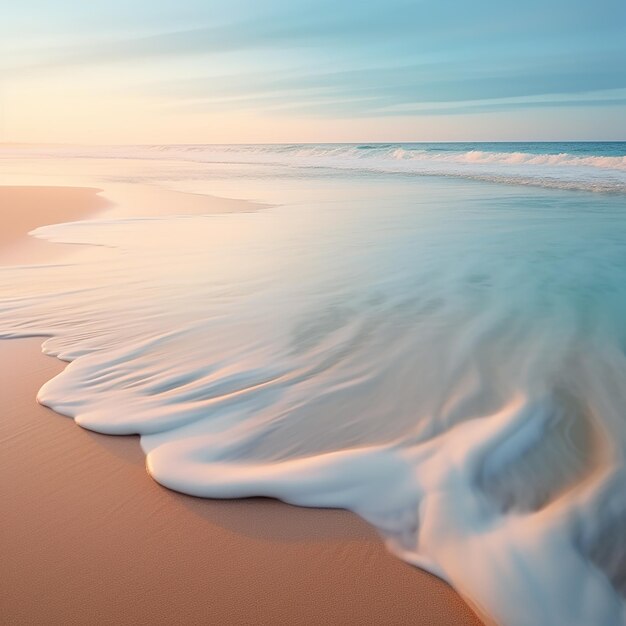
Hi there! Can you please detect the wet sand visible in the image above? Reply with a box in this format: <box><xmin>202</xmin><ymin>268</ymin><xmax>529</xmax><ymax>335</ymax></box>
<box><xmin>0</xmin><ymin>186</ymin><xmax>109</xmax><ymax>263</ymax></box>
<box><xmin>0</xmin><ymin>186</ymin><xmax>482</xmax><ymax>625</ymax></box>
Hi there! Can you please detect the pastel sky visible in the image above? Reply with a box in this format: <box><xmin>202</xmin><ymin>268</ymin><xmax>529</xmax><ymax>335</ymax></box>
<box><xmin>2</xmin><ymin>0</ymin><xmax>625</xmax><ymax>143</ymax></box>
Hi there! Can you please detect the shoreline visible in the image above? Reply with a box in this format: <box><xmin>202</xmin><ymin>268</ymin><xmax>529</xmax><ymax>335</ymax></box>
<box><xmin>0</xmin><ymin>185</ymin><xmax>482</xmax><ymax>624</ymax></box>
<box><xmin>0</xmin><ymin>186</ymin><xmax>109</xmax><ymax>264</ymax></box>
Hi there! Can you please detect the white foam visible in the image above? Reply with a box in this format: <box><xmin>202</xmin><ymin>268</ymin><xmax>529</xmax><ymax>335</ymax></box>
<box><xmin>2</xmin><ymin>169</ymin><xmax>626</xmax><ymax>624</ymax></box>
<box><xmin>3</xmin><ymin>143</ymin><xmax>624</xmax><ymax>193</ymax></box>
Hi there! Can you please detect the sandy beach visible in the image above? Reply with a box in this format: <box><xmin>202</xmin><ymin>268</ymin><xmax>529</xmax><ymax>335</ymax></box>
<box><xmin>0</xmin><ymin>185</ymin><xmax>482</xmax><ymax>625</ymax></box>
<box><xmin>4</xmin><ymin>0</ymin><xmax>625</xmax><ymax>621</ymax></box>
<box><xmin>0</xmin><ymin>186</ymin><xmax>109</xmax><ymax>264</ymax></box>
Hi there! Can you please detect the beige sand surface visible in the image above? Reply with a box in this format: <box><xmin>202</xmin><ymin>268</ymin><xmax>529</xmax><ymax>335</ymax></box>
<box><xmin>0</xmin><ymin>186</ymin><xmax>482</xmax><ymax>625</ymax></box>
<box><xmin>0</xmin><ymin>186</ymin><xmax>109</xmax><ymax>264</ymax></box>
<box><xmin>0</xmin><ymin>184</ymin><xmax>262</xmax><ymax>265</ymax></box>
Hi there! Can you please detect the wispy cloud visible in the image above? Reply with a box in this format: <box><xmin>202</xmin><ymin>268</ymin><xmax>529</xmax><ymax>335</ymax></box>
<box><xmin>145</xmin><ymin>49</ymin><xmax>626</xmax><ymax>118</ymax></box>
<box><xmin>3</xmin><ymin>0</ymin><xmax>626</xmax><ymax>140</ymax></box>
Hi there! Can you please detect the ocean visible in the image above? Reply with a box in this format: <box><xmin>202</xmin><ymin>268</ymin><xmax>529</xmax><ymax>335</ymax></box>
<box><xmin>1</xmin><ymin>142</ymin><xmax>626</xmax><ymax>624</ymax></box>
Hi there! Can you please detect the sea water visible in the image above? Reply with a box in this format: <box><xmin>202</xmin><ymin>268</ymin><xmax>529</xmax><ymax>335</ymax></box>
<box><xmin>1</xmin><ymin>143</ymin><xmax>626</xmax><ymax>625</ymax></box>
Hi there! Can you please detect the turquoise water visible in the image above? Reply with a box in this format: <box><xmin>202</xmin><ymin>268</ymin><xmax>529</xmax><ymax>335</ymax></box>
<box><xmin>353</xmin><ymin>141</ymin><xmax>626</xmax><ymax>156</ymax></box>
<box><xmin>4</xmin><ymin>141</ymin><xmax>625</xmax><ymax>193</ymax></box>
<box><xmin>1</xmin><ymin>145</ymin><xmax>626</xmax><ymax>624</ymax></box>
<box><xmin>134</xmin><ymin>141</ymin><xmax>626</xmax><ymax>193</ymax></box>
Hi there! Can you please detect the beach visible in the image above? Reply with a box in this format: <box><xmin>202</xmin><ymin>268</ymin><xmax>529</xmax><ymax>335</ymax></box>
<box><xmin>0</xmin><ymin>184</ymin><xmax>482</xmax><ymax>625</ymax></box>
<box><xmin>4</xmin><ymin>0</ymin><xmax>625</xmax><ymax>621</ymax></box>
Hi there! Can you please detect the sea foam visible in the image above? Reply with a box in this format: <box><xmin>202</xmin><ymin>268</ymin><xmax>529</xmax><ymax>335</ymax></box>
<box><xmin>4</xmin><ymin>142</ymin><xmax>625</xmax><ymax>193</ymax></box>
<box><xmin>1</xmin><ymin>155</ymin><xmax>626</xmax><ymax>625</ymax></box>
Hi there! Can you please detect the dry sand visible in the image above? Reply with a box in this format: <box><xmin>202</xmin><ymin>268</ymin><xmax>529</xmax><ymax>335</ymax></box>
<box><xmin>0</xmin><ymin>186</ymin><xmax>482</xmax><ymax>625</ymax></box>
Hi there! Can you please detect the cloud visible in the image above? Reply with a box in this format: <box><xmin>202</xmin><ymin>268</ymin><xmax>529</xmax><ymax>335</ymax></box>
<box><xmin>10</xmin><ymin>0</ymin><xmax>626</xmax><ymax>69</ymax></box>
<box><xmin>146</xmin><ymin>47</ymin><xmax>626</xmax><ymax>118</ymax></box>
<box><xmin>4</xmin><ymin>0</ymin><xmax>626</xmax><ymax>126</ymax></box>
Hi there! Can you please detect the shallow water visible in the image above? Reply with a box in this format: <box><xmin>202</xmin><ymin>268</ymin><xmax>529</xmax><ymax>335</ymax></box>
<box><xmin>1</xmin><ymin>145</ymin><xmax>626</xmax><ymax>625</ymax></box>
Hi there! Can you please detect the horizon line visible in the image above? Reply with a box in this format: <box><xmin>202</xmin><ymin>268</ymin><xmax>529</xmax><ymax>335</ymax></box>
<box><xmin>2</xmin><ymin>139</ymin><xmax>626</xmax><ymax>147</ymax></box>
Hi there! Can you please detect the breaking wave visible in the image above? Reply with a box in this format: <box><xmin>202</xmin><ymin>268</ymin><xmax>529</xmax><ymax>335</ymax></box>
<box><xmin>2</xmin><ymin>142</ymin><xmax>625</xmax><ymax>193</ymax></box>
<box><xmin>129</xmin><ymin>142</ymin><xmax>626</xmax><ymax>193</ymax></box>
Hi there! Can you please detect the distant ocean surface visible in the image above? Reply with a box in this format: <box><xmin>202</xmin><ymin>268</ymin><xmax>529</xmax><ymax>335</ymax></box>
<box><xmin>8</xmin><ymin>141</ymin><xmax>626</xmax><ymax>192</ymax></box>
<box><xmin>1</xmin><ymin>142</ymin><xmax>626</xmax><ymax>625</ymax></box>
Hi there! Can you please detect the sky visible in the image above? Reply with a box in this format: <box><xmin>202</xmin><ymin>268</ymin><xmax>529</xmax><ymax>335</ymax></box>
<box><xmin>1</xmin><ymin>0</ymin><xmax>625</xmax><ymax>143</ymax></box>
